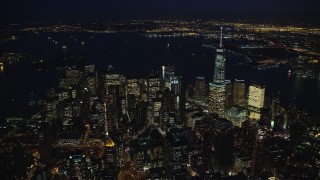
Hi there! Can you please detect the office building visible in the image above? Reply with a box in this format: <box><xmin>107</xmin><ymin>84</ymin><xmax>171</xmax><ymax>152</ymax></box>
<box><xmin>194</xmin><ymin>77</ymin><xmax>207</xmax><ymax>101</ymax></box>
<box><xmin>213</xmin><ymin>27</ymin><xmax>226</xmax><ymax>83</ymax></box>
<box><xmin>209</xmin><ymin>81</ymin><xmax>230</xmax><ymax>117</ymax></box>
<box><xmin>209</xmin><ymin>27</ymin><xmax>230</xmax><ymax>117</ymax></box>
<box><xmin>248</xmin><ymin>83</ymin><xmax>265</xmax><ymax>120</ymax></box>
<box><xmin>161</xmin><ymin>65</ymin><xmax>175</xmax><ymax>90</ymax></box>
<box><xmin>233</xmin><ymin>79</ymin><xmax>246</xmax><ymax>107</ymax></box>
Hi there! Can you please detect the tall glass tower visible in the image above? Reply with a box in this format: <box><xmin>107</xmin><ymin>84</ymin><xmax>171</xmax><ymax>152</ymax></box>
<box><xmin>213</xmin><ymin>27</ymin><xmax>226</xmax><ymax>83</ymax></box>
<box><xmin>210</xmin><ymin>27</ymin><xmax>230</xmax><ymax>117</ymax></box>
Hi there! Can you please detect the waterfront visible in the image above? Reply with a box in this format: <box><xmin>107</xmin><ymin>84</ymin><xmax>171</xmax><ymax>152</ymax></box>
<box><xmin>0</xmin><ymin>31</ymin><xmax>319</xmax><ymax>122</ymax></box>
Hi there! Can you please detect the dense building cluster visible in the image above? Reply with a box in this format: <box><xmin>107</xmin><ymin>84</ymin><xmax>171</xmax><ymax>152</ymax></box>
<box><xmin>0</xmin><ymin>24</ymin><xmax>319</xmax><ymax>180</ymax></box>
<box><xmin>1</xmin><ymin>55</ymin><xmax>318</xmax><ymax>180</ymax></box>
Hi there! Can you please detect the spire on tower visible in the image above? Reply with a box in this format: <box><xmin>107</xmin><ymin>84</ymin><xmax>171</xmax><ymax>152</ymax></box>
<box><xmin>219</xmin><ymin>26</ymin><xmax>223</xmax><ymax>48</ymax></box>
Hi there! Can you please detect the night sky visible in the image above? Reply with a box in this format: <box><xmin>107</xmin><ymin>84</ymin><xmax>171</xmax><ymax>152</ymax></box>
<box><xmin>1</xmin><ymin>0</ymin><xmax>320</xmax><ymax>25</ymax></box>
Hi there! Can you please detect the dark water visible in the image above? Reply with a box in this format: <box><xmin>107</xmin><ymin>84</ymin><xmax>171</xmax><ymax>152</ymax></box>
<box><xmin>0</xmin><ymin>32</ymin><xmax>319</xmax><ymax>121</ymax></box>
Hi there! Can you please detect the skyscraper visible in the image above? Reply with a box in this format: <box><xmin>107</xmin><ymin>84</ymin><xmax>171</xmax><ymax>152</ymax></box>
<box><xmin>127</xmin><ymin>79</ymin><xmax>140</xmax><ymax>98</ymax></box>
<box><xmin>147</xmin><ymin>76</ymin><xmax>160</xmax><ymax>102</ymax></box>
<box><xmin>271</xmin><ymin>96</ymin><xmax>280</xmax><ymax>128</ymax></box>
<box><xmin>225</xmin><ymin>80</ymin><xmax>233</xmax><ymax>109</ymax></box>
<box><xmin>209</xmin><ymin>82</ymin><xmax>227</xmax><ymax>117</ymax></box>
<box><xmin>170</xmin><ymin>76</ymin><xmax>182</xmax><ymax>96</ymax></box>
<box><xmin>161</xmin><ymin>65</ymin><xmax>175</xmax><ymax>91</ymax></box>
<box><xmin>194</xmin><ymin>77</ymin><xmax>207</xmax><ymax>101</ymax></box>
<box><xmin>213</xmin><ymin>27</ymin><xmax>226</xmax><ymax>83</ymax></box>
<box><xmin>233</xmin><ymin>79</ymin><xmax>246</xmax><ymax>107</ymax></box>
<box><xmin>209</xmin><ymin>27</ymin><xmax>229</xmax><ymax>117</ymax></box>
<box><xmin>104</xmin><ymin>67</ymin><xmax>127</xmax><ymax>131</ymax></box>
<box><xmin>271</xmin><ymin>96</ymin><xmax>288</xmax><ymax>129</ymax></box>
<box><xmin>147</xmin><ymin>73</ymin><xmax>161</xmax><ymax>124</ymax></box>
<box><xmin>248</xmin><ymin>83</ymin><xmax>265</xmax><ymax>120</ymax></box>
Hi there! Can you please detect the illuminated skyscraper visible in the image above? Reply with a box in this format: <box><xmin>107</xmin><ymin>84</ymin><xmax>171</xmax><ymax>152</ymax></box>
<box><xmin>170</xmin><ymin>76</ymin><xmax>181</xmax><ymax>96</ymax></box>
<box><xmin>147</xmin><ymin>76</ymin><xmax>160</xmax><ymax>102</ymax></box>
<box><xmin>209</xmin><ymin>27</ymin><xmax>229</xmax><ymax>117</ymax></box>
<box><xmin>248</xmin><ymin>84</ymin><xmax>265</xmax><ymax>109</ymax></box>
<box><xmin>147</xmin><ymin>73</ymin><xmax>161</xmax><ymax>124</ymax></box>
<box><xmin>233</xmin><ymin>79</ymin><xmax>246</xmax><ymax>107</ymax></box>
<box><xmin>209</xmin><ymin>82</ymin><xmax>227</xmax><ymax>117</ymax></box>
<box><xmin>105</xmin><ymin>73</ymin><xmax>126</xmax><ymax>95</ymax></box>
<box><xmin>127</xmin><ymin>78</ymin><xmax>140</xmax><ymax>97</ymax></box>
<box><xmin>126</xmin><ymin>78</ymin><xmax>140</xmax><ymax>126</ymax></box>
<box><xmin>161</xmin><ymin>65</ymin><xmax>175</xmax><ymax>90</ymax></box>
<box><xmin>248</xmin><ymin>83</ymin><xmax>265</xmax><ymax>120</ymax></box>
<box><xmin>104</xmin><ymin>67</ymin><xmax>127</xmax><ymax>130</ymax></box>
<box><xmin>213</xmin><ymin>27</ymin><xmax>226</xmax><ymax>83</ymax></box>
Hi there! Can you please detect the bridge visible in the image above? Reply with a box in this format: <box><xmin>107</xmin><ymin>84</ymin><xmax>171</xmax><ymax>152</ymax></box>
<box><xmin>145</xmin><ymin>33</ymin><xmax>198</xmax><ymax>38</ymax></box>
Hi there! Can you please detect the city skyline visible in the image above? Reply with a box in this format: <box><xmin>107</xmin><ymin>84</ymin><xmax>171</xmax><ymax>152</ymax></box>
<box><xmin>0</xmin><ymin>1</ymin><xmax>319</xmax><ymax>179</ymax></box>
